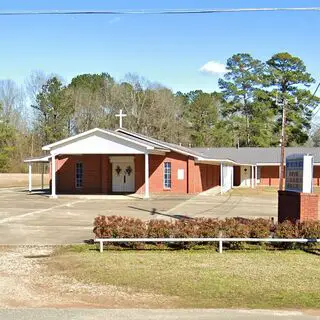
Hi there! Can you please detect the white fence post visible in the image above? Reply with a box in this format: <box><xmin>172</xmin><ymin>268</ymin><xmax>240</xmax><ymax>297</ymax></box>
<box><xmin>99</xmin><ymin>240</ymin><xmax>103</xmax><ymax>253</ymax></box>
<box><xmin>219</xmin><ymin>239</ymin><xmax>223</xmax><ymax>253</ymax></box>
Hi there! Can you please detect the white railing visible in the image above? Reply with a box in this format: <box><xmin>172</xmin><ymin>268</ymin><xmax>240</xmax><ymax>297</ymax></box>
<box><xmin>94</xmin><ymin>237</ymin><xmax>320</xmax><ymax>253</ymax></box>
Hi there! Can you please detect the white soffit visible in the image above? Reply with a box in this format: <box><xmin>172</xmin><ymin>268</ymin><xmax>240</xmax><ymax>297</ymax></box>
<box><xmin>196</xmin><ymin>158</ymin><xmax>238</xmax><ymax>166</ymax></box>
<box><xmin>43</xmin><ymin>128</ymin><xmax>155</xmax><ymax>152</ymax></box>
<box><xmin>46</xmin><ymin>130</ymin><xmax>150</xmax><ymax>155</ymax></box>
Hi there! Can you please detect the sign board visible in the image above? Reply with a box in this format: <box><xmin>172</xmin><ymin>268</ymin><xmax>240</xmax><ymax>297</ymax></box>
<box><xmin>285</xmin><ymin>154</ymin><xmax>313</xmax><ymax>193</ymax></box>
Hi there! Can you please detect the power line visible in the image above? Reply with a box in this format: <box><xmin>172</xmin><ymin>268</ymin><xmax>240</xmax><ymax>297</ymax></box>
<box><xmin>0</xmin><ymin>7</ymin><xmax>320</xmax><ymax>16</ymax></box>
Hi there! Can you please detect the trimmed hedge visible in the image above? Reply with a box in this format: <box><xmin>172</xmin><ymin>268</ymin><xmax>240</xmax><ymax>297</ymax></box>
<box><xmin>93</xmin><ymin>216</ymin><xmax>320</xmax><ymax>249</ymax></box>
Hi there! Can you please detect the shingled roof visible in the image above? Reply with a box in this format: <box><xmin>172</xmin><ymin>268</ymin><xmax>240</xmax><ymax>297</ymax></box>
<box><xmin>192</xmin><ymin>147</ymin><xmax>320</xmax><ymax>165</ymax></box>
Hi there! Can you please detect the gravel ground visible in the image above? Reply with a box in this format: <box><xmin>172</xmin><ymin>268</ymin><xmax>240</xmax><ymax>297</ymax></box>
<box><xmin>0</xmin><ymin>246</ymin><xmax>177</xmax><ymax>308</ymax></box>
<box><xmin>1</xmin><ymin>309</ymin><xmax>319</xmax><ymax>320</ymax></box>
<box><xmin>0</xmin><ymin>246</ymin><xmax>319</xmax><ymax>319</ymax></box>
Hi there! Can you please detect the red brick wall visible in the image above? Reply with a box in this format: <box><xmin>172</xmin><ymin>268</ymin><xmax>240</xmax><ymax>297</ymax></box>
<box><xmin>52</xmin><ymin>153</ymin><xmax>220</xmax><ymax>195</ymax></box>
<box><xmin>313</xmin><ymin>166</ymin><xmax>320</xmax><ymax>187</ymax></box>
<box><xmin>54</xmin><ymin>154</ymin><xmax>109</xmax><ymax>194</ymax></box>
<box><xmin>233</xmin><ymin>166</ymin><xmax>241</xmax><ymax>186</ymax></box>
<box><xmin>135</xmin><ymin>153</ymin><xmax>220</xmax><ymax>194</ymax></box>
<box><xmin>278</xmin><ymin>191</ymin><xmax>319</xmax><ymax>223</ymax></box>
<box><xmin>260</xmin><ymin>165</ymin><xmax>320</xmax><ymax>187</ymax></box>
<box><xmin>260</xmin><ymin>166</ymin><xmax>279</xmax><ymax>186</ymax></box>
<box><xmin>187</xmin><ymin>158</ymin><xmax>220</xmax><ymax>194</ymax></box>
<box><xmin>135</xmin><ymin>152</ymin><xmax>189</xmax><ymax>194</ymax></box>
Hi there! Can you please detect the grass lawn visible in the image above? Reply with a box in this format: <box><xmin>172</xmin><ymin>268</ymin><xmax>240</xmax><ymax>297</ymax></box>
<box><xmin>229</xmin><ymin>186</ymin><xmax>278</xmax><ymax>197</ymax></box>
<box><xmin>48</xmin><ymin>246</ymin><xmax>320</xmax><ymax>309</ymax></box>
<box><xmin>230</xmin><ymin>186</ymin><xmax>320</xmax><ymax>197</ymax></box>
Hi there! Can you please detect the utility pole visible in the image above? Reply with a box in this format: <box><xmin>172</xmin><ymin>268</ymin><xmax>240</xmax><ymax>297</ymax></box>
<box><xmin>279</xmin><ymin>98</ymin><xmax>287</xmax><ymax>191</ymax></box>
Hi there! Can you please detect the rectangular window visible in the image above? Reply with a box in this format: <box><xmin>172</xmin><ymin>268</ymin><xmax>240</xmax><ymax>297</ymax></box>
<box><xmin>163</xmin><ymin>162</ymin><xmax>171</xmax><ymax>189</ymax></box>
<box><xmin>76</xmin><ymin>162</ymin><xmax>83</xmax><ymax>188</ymax></box>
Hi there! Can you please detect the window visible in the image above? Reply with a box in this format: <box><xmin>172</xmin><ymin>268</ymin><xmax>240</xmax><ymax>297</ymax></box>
<box><xmin>163</xmin><ymin>162</ymin><xmax>171</xmax><ymax>189</ymax></box>
<box><xmin>76</xmin><ymin>162</ymin><xmax>83</xmax><ymax>188</ymax></box>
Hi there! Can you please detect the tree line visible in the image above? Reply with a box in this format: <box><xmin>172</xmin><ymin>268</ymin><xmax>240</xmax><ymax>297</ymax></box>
<box><xmin>0</xmin><ymin>52</ymin><xmax>319</xmax><ymax>172</ymax></box>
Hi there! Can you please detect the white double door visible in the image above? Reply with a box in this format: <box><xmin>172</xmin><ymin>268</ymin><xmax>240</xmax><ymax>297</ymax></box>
<box><xmin>112</xmin><ymin>159</ymin><xmax>135</xmax><ymax>193</ymax></box>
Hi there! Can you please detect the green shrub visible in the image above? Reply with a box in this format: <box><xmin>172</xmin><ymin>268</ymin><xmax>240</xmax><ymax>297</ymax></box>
<box><xmin>249</xmin><ymin>218</ymin><xmax>272</xmax><ymax>238</ymax></box>
<box><xmin>298</xmin><ymin>221</ymin><xmax>320</xmax><ymax>248</ymax></box>
<box><xmin>196</xmin><ymin>218</ymin><xmax>221</xmax><ymax>238</ymax></box>
<box><xmin>274</xmin><ymin>220</ymin><xmax>298</xmax><ymax>249</ymax></box>
<box><xmin>221</xmin><ymin>218</ymin><xmax>250</xmax><ymax>238</ymax></box>
<box><xmin>274</xmin><ymin>221</ymin><xmax>298</xmax><ymax>238</ymax></box>
<box><xmin>147</xmin><ymin>220</ymin><xmax>173</xmax><ymax>238</ymax></box>
<box><xmin>220</xmin><ymin>218</ymin><xmax>250</xmax><ymax>250</ymax></box>
<box><xmin>92</xmin><ymin>215</ymin><xmax>319</xmax><ymax>251</ymax></box>
<box><xmin>93</xmin><ymin>215</ymin><xmax>147</xmax><ymax>239</ymax></box>
<box><xmin>298</xmin><ymin>221</ymin><xmax>320</xmax><ymax>239</ymax></box>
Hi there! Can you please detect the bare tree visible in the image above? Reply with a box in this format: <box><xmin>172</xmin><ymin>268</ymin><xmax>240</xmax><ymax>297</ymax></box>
<box><xmin>0</xmin><ymin>79</ymin><xmax>26</xmax><ymax>128</ymax></box>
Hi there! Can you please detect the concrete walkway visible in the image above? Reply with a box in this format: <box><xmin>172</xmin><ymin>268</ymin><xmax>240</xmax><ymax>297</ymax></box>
<box><xmin>0</xmin><ymin>187</ymin><xmax>277</xmax><ymax>245</ymax></box>
<box><xmin>166</xmin><ymin>187</ymin><xmax>277</xmax><ymax>220</ymax></box>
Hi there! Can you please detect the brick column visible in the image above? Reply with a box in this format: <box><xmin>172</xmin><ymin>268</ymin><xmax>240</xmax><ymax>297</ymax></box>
<box><xmin>278</xmin><ymin>191</ymin><xmax>319</xmax><ymax>223</ymax></box>
<box><xmin>101</xmin><ymin>155</ymin><xmax>109</xmax><ymax>194</ymax></box>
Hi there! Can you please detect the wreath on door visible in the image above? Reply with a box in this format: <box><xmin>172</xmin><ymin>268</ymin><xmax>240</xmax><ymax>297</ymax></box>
<box><xmin>125</xmin><ymin>165</ymin><xmax>133</xmax><ymax>176</ymax></box>
<box><xmin>115</xmin><ymin>165</ymin><xmax>122</xmax><ymax>176</ymax></box>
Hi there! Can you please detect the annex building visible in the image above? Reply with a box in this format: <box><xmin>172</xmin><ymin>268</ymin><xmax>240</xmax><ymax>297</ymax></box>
<box><xmin>25</xmin><ymin>127</ymin><xmax>320</xmax><ymax>198</ymax></box>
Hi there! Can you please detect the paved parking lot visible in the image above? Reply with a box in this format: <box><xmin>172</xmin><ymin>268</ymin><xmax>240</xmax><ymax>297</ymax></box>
<box><xmin>0</xmin><ymin>188</ymin><xmax>277</xmax><ymax>245</ymax></box>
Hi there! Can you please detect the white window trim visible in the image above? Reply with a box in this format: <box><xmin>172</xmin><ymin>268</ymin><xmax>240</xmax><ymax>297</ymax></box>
<box><xmin>75</xmin><ymin>162</ymin><xmax>84</xmax><ymax>189</ymax></box>
<box><xmin>163</xmin><ymin>161</ymin><xmax>172</xmax><ymax>190</ymax></box>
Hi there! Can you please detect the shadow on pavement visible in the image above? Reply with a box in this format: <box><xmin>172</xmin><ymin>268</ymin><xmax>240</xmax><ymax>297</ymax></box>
<box><xmin>128</xmin><ymin>206</ymin><xmax>193</xmax><ymax>220</ymax></box>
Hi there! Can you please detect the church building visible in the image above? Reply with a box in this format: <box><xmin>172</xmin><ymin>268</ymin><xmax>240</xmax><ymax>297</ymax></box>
<box><xmin>24</xmin><ymin>112</ymin><xmax>320</xmax><ymax>198</ymax></box>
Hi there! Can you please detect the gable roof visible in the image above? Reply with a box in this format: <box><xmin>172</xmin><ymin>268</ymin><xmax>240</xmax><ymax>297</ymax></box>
<box><xmin>193</xmin><ymin>147</ymin><xmax>320</xmax><ymax>165</ymax></box>
<box><xmin>116</xmin><ymin>128</ymin><xmax>207</xmax><ymax>158</ymax></box>
<box><xmin>42</xmin><ymin>128</ymin><xmax>167</xmax><ymax>151</ymax></box>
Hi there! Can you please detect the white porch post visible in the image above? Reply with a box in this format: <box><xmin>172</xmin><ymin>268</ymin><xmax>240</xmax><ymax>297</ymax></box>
<box><xmin>231</xmin><ymin>165</ymin><xmax>234</xmax><ymax>188</ymax></box>
<box><xmin>28</xmin><ymin>163</ymin><xmax>32</xmax><ymax>192</ymax></box>
<box><xmin>220</xmin><ymin>163</ymin><xmax>223</xmax><ymax>195</ymax></box>
<box><xmin>255</xmin><ymin>165</ymin><xmax>258</xmax><ymax>187</ymax></box>
<box><xmin>251</xmin><ymin>165</ymin><xmax>254</xmax><ymax>188</ymax></box>
<box><xmin>144</xmin><ymin>152</ymin><xmax>149</xmax><ymax>199</ymax></box>
<box><xmin>41</xmin><ymin>162</ymin><xmax>44</xmax><ymax>190</ymax></box>
<box><xmin>51</xmin><ymin>154</ymin><xmax>57</xmax><ymax>198</ymax></box>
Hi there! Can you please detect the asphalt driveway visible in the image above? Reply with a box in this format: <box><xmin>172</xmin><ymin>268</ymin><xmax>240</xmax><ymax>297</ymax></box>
<box><xmin>0</xmin><ymin>188</ymin><xmax>277</xmax><ymax>245</ymax></box>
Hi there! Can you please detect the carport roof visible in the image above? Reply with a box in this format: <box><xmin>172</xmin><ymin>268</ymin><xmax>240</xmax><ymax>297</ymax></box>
<box><xmin>192</xmin><ymin>147</ymin><xmax>320</xmax><ymax>165</ymax></box>
<box><xmin>24</xmin><ymin>155</ymin><xmax>51</xmax><ymax>163</ymax></box>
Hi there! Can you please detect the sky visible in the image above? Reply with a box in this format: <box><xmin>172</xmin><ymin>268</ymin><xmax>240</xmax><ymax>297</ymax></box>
<box><xmin>0</xmin><ymin>0</ymin><xmax>320</xmax><ymax>94</ymax></box>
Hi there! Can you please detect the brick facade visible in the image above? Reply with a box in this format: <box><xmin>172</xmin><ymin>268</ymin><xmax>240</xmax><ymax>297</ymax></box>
<box><xmin>278</xmin><ymin>191</ymin><xmax>319</xmax><ymax>223</ymax></box>
<box><xmin>51</xmin><ymin>154</ymin><xmax>320</xmax><ymax>195</ymax></box>
<box><xmin>259</xmin><ymin>165</ymin><xmax>320</xmax><ymax>187</ymax></box>
<box><xmin>52</xmin><ymin>152</ymin><xmax>220</xmax><ymax>195</ymax></box>
<box><xmin>233</xmin><ymin>166</ymin><xmax>241</xmax><ymax>186</ymax></box>
<box><xmin>259</xmin><ymin>166</ymin><xmax>279</xmax><ymax>186</ymax></box>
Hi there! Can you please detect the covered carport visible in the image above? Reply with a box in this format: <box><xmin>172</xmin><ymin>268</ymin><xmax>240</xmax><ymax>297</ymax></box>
<box><xmin>195</xmin><ymin>158</ymin><xmax>237</xmax><ymax>194</ymax></box>
<box><xmin>24</xmin><ymin>155</ymin><xmax>50</xmax><ymax>192</ymax></box>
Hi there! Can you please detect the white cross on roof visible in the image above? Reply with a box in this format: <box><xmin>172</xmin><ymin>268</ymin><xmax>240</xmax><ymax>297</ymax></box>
<box><xmin>115</xmin><ymin>109</ymin><xmax>127</xmax><ymax>128</ymax></box>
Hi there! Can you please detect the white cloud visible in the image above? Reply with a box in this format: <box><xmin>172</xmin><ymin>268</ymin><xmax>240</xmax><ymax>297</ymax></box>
<box><xmin>109</xmin><ymin>17</ymin><xmax>121</xmax><ymax>24</ymax></box>
<box><xmin>199</xmin><ymin>61</ymin><xmax>227</xmax><ymax>74</ymax></box>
